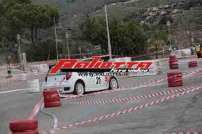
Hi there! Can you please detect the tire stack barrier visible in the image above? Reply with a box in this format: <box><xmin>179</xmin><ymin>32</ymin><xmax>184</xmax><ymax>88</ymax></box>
<box><xmin>167</xmin><ymin>70</ymin><xmax>183</xmax><ymax>87</ymax></box>
<box><xmin>9</xmin><ymin>119</ymin><xmax>39</xmax><ymax>134</ymax></box>
<box><xmin>188</xmin><ymin>61</ymin><xmax>198</xmax><ymax>68</ymax></box>
<box><xmin>169</xmin><ymin>55</ymin><xmax>178</xmax><ymax>69</ymax></box>
<box><xmin>43</xmin><ymin>89</ymin><xmax>61</xmax><ymax>108</ymax></box>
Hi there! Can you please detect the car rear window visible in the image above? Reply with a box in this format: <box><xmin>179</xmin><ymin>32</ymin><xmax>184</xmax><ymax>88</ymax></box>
<box><xmin>47</xmin><ymin>65</ymin><xmax>67</xmax><ymax>76</ymax></box>
<box><xmin>47</xmin><ymin>71</ymin><xmax>67</xmax><ymax>76</ymax></box>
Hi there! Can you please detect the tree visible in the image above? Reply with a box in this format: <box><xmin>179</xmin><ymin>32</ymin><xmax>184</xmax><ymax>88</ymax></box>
<box><xmin>26</xmin><ymin>39</ymin><xmax>57</xmax><ymax>61</ymax></box>
<box><xmin>147</xmin><ymin>25</ymin><xmax>168</xmax><ymax>59</ymax></box>
<box><xmin>80</xmin><ymin>16</ymin><xmax>148</xmax><ymax>57</ymax></box>
<box><xmin>0</xmin><ymin>0</ymin><xmax>59</xmax><ymax>44</ymax></box>
<box><xmin>23</xmin><ymin>4</ymin><xmax>59</xmax><ymax>42</ymax></box>
<box><xmin>0</xmin><ymin>0</ymin><xmax>59</xmax><ymax>62</ymax></box>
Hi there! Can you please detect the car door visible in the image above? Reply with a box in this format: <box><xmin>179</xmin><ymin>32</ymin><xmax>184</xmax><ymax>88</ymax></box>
<box><xmin>89</xmin><ymin>72</ymin><xmax>109</xmax><ymax>91</ymax></box>
<box><xmin>76</xmin><ymin>72</ymin><xmax>96</xmax><ymax>92</ymax></box>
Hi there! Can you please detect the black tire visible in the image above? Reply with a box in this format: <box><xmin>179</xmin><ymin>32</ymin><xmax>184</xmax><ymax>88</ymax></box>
<box><xmin>74</xmin><ymin>81</ymin><xmax>85</xmax><ymax>95</ymax></box>
<box><xmin>109</xmin><ymin>77</ymin><xmax>119</xmax><ymax>89</ymax></box>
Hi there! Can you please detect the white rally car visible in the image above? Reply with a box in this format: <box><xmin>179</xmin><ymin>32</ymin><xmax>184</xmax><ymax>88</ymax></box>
<box><xmin>43</xmin><ymin>66</ymin><xmax>119</xmax><ymax>95</ymax></box>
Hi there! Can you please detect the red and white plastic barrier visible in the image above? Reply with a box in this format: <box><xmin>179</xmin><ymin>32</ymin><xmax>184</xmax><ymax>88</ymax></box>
<box><xmin>188</xmin><ymin>61</ymin><xmax>198</xmax><ymax>68</ymax></box>
<box><xmin>43</xmin><ymin>89</ymin><xmax>61</xmax><ymax>108</ymax></box>
<box><xmin>9</xmin><ymin>97</ymin><xmax>43</xmax><ymax>134</ymax></box>
<box><xmin>167</xmin><ymin>70</ymin><xmax>183</xmax><ymax>87</ymax></box>
<box><xmin>9</xmin><ymin>119</ymin><xmax>39</xmax><ymax>134</ymax></box>
<box><xmin>169</xmin><ymin>55</ymin><xmax>179</xmax><ymax>69</ymax></box>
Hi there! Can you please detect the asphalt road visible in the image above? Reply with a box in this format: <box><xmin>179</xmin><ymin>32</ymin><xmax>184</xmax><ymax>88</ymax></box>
<box><xmin>40</xmin><ymin>70</ymin><xmax>202</xmax><ymax>134</ymax></box>
<box><xmin>0</xmin><ymin>92</ymin><xmax>41</xmax><ymax>134</ymax></box>
<box><xmin>0</xmin><ymin>58</ymin><xmax>202</xmax><ymax>134</ymax></box>
<box><xmin>0</xmin><ymin>71</ymin><xmax>46</xmax><ymax>134</ymax></box>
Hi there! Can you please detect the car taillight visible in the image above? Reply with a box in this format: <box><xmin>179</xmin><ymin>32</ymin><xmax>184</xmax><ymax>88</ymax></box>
<box><xmin>65</xmin><ymin>72</ymin><xmax>72</xmax><ymax>80</ymax></box>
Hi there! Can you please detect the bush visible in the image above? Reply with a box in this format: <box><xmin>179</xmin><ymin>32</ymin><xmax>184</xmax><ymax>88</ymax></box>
<box><xmin>26</xmin><ymin>39</ymin><xmax>58</xmax><ymax>61</ymax></box>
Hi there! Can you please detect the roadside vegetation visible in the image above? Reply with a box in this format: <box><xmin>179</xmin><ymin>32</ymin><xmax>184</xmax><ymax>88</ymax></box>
<box><xmin>0</xmin><ymin>0</ymin><xmax>202</xmax><ymax>62</ymax></box>
<box><xmin>80</xmin><ymin>16</ymin><xmax>168</xmax><ymax>57</ymax></box>
<box><xmin>0</xmin><ymin>0</ymin><xmax>59</xmax><ymax>61</ymax></box>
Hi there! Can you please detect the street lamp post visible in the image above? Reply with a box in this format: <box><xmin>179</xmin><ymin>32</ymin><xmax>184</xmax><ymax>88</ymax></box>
<box><xmin>104</xmin><ymin>4</ymin><xmax>112</xmax><ymax>60</ymax></box>
<box><xmin>17</xmin><ymin>34</ymin><xmax>22</xmax><ymax>64</ymax></box>
<box><xmin>79</xmin><ymin>47</ymin><xmax>82</xmax><ymax>58</ymax></box>
<box><xmin>65</xmin><ymin>32</ymin><xmax>70</xmax><ymax>59</ymax></box>
<box><xmin>167</xmin><ymin>20</ymin><xmax>172</xmax><ymax>52</ymax></box>
<box><xmin>54</xmin><ymin>17</ymin><xmax>59</xmax><ymax>60</ymax></box>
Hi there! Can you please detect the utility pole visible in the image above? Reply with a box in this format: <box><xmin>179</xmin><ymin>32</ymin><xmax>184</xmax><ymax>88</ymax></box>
<box><xmin>167</xmin><ymin>20</ymin><xmax>172</xmax><ymax>52</ymax></box>
<box><xmin>65</xmin><ymin>32</ymin><xmax>70</xmax><ymax>59</ymax></box>
<box><xmin>17</xmin><ymin>34</ymin><xmax>22</xmax><ymax>64</ymax></box>
<box><xmin>104</xmin><ymin>5</ymin><xmax>112</xmax><ymax>60</ymax></box>
<box><xmin>54</xmin><ymin>17</ymin><xmax>59</xmax><ymax>60</ymax></box>
<box><xmin>79</xmin><ymin>47</ymin><xmax>82</xmax><ymax>59</ymax></box>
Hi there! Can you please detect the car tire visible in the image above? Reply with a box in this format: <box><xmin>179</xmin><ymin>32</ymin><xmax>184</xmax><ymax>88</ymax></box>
<box><xmin>74</xmin><ymin>81</ymin><xmax>85</xmax><ymax>95</ymax></box>
<box><xmin>109</xmin><ymin>77</ymin><xmax>119</xmax><ymax>89</ymax></box>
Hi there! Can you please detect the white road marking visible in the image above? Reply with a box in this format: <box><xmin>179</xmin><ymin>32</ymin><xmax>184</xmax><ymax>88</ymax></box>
<box><xmin>0</xmin><ymin>88</ymin><xmax>31</xmax><ymax>95</ymax></box>
<box><xmin>40</xmin><ymin>104</ymin><xmax>59</xmax><ymax>133</ymax></box>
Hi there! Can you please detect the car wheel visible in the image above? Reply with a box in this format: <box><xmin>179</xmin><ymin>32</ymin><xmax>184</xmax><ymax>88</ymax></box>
<box><xmin>109</xmin><ymin>77</ymin><xmax>119</xmax><ymax>89</ymax></box>
<box><xmin>74</xmin><ymin>81</ymin><xmax>85</xmax><ymax>95</ymax></box>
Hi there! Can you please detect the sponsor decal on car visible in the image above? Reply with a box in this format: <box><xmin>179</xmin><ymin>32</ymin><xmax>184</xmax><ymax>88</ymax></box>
<box><xmin>49</xmin><ymin>57</ymin><xmax>152</xmax><ymax>75</ymax></box>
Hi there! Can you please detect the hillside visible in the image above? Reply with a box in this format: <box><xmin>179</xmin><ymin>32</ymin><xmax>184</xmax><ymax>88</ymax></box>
<box><xmin>34</xmin><ymin>0</ymin><xmax>169</xmax><ymax>27</ymax></box>
<box><xmin>32</xmin><ymin>0</ymin><xmax>201</xmax><ymax>25</ymax></box>
<box><xmin>36</xmin><ymin>0</ymin><xmax>202</xmax><ymax>48</ymax></box>
<box><xmin>0</xmin><ymin>0</ymin><xmax>202</xmax><ymax>62</ymax></box>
